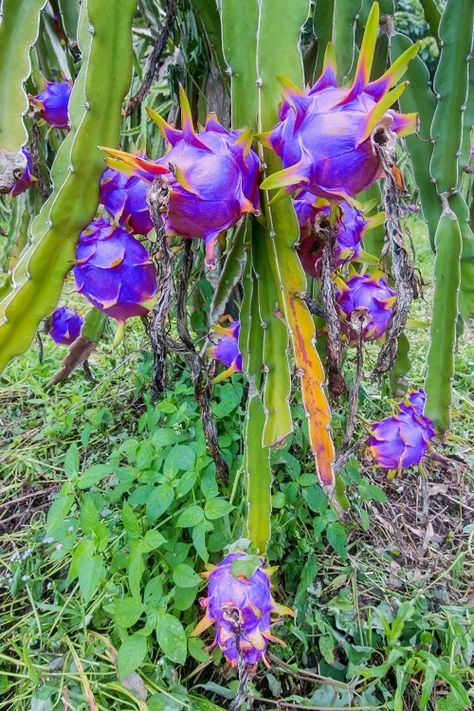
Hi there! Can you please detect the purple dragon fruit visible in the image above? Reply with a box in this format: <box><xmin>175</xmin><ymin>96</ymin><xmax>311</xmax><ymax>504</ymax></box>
<box><xmin>101</xmin><ymin>87</ymin><xmax>260</xmax><ymax>266</ymax></box>
<box><xmin>49</xmin><ymin>306</ymin><xmax>83</xmax><ymax>345</ymax></box>
<box><xmin>10</xmin><ymin>148</ymin><xmax>36</xmax><ymax>196</ymax></box>
<box><xmin>295</xmin><ymin>192</ymin><xmax>383</xmax><ymax>278</ymax></box>
<box><xmin>191</xmin><ymin>552</ymin><xmax>293</xmax><ymax>667</ymax></box>
<box><xmin>30</xmin><ymin>80</ymin><xmax>71</xmax><ymax>129</ymax></box>
<box><xmin>73</xmin><ymin>217</ymin><xmax>157</xmax><ymax>323</ymax></box>
<box><xmin>209</xmin><ymin>320</ymin><xmax>243</xmax><ymax>382</ymax></box>
<box><xmin>99</xmin><ymin>167</ymin><xmax>154</xmax><ymax>235</ymax></box>
<box><xmin>335</xmin><ymin>273</ymin><xmax>396</xmax><ymax>342</ymax></box>
<box><xmin>368</xmin><ymin>388</ymin><xmax>435</xmax><ymax>472</ymax></box>
<box><xmin>260</xmin><ymin>4</ymin><xmax>418</xmax><ymax>202</ymax></box>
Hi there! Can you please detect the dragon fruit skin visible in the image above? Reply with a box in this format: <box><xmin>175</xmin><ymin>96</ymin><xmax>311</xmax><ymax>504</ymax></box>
<box><xmin>73</xmin><ymin>217</ymin><xmax>157</xmax><ymax>322</ymax></box>
<box><xmin>209</xmin><ymin>320</ymin><xmax>243</xmax><ymax>380</ymax></box>
<box><xmin>260</xmin><ymin>4</ymin><xmax>418</xmax><ymax>202</ymax></box>
<box><xmin>335</xmin><ymin>273</ymin><xmax>397</xmax><ymax>342</ymax></box>
<box><xmin>30</xmin><ymin>80</ymin><xmax>71</xmax><ymax>129</ymax></box>
<box><xmin>10</xmin><ymin>148</ymin><xmax>36</xmax><ymax>197</ymax></box>
<box><xmin>99</xmin><ymin>167</ymin><xmax>154</xmax><ymax>236</ymax></box>
<box><xmin>191</xmin><ymin>552</ymin><xmax>293</xmax><ymax>667</ymax></box>
<box><xmin>49</xmin><ymin>306</ymin><xmax>83</xmax><ymax>345</ymax></box>
<box><xmin>100</xmin><ymin>87</ymin><xmax>260</xmax><ymax>266</ymax></box>
<box><xmin>295</xmin><ymin>193</ymin><xmax>372</xmax><ymax>278</ymax></box>
<box><xmin>368</xmin><ymin>388</ymin><xmax>435</xmax><ymax>471</ymax></box>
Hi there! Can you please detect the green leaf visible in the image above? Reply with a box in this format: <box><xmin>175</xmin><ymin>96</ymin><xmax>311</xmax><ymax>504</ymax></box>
<box><xmin>319</xmin><ymin>635</ymin><xmax>335</xmax><ymax>665</ymax></box>
<box><xmin>176</xmin><ymin>505</ymin><xmax>205</xmax><ymax>528</ymax></box>
<box><xmin>231</xmin><ymin>554</ymin><xmax>260</xmax><ymax>580</ymax></box>
<box><xmin>326</xmin><ymin>522</ymin><xmax>348</xmax><ymax>559</ymax></box>
<box><xmin>128</xmin><ymin>540</ymin><xmax>144</xmax><ymax>600</ymax></box>
<box><xmin>168</xmin><ymin>444</ymin><xmax>196</xmax><ymax>471</ymax></box>
<box><xmin>117</xmin><ymin>634</ymin><xmax>147</xmax><ymax>679</ymax></box>
<box><xmin>204</xmin><ymin>498</ymin><xmax>234</xmax><ymax>520</ymax></box>
<box><xmin>122</xmin><ymin>501</ymin><xmax>142</xmax><ymax>537</ymax></box>
<box><xmin>78</xmin><ymin>554</ymin><xmax>105</xmax><ymax>604</ymax></box>
<box><xmin>155</xmin><ymin>613</ymin><xmax>187</xmax><ymax>664</ymax></box>
<box><xmin>146</xmin><ymin>484</ymin><xmax>174</xmax><ymax>522</ymax></box>
<box><xmin>303</xmin><ymin>485</ymin><xmax>328</xmax><ymax>514</ymax></box>
<box><xmin>192</xmin><ymin>520</ymin><xmax>213</xmax><ymax>562</ymax></box>
<box><xmin>78</xmin><ymin>463</ymin><xmax>113</xmax><ymax>489</ymax></box>
<box><xmin>64</xmin><ymin>443</ymin><xmax>80</xmax><ymax>477</ymax></box>
<box><xmin>172</xmin><ymin>563</ymin><xmax>202</xmax><ymax>588</ymax></box>
<box><xmin>79</xmin><ymin>496</ymin><xmax>100</xmax><ymax>535</ymax></box>
<box><xmin>359</xmin><ymin>482</ymin><xmax>388</xmax><ymax>503</ymax></box>
<box><xmin>141</xmin><ymin>529</ymin><xmax>166</xmax><ymax>553</ymax></box>
<box><xmin>188</xmin><ymin>637</ymin><xmax>210</xmax><ymax>663</ymax></box>
<box><xmin>144</xmin><ymin>576</ymin><xmax>163</xmax><ymax>607</ymax></box>
<box><xmin>46</xmin><ymin>494</ymin><xmax>74</xmax><ymax>538</ymax></box>
<box><xmin>105</xmin><ymin>596</ymin><xmax>144</xmax><ymax>628</ymax></box>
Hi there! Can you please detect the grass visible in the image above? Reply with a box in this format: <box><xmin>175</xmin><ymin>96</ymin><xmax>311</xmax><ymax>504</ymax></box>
<box><xmin>0</xmin><ymin>217</ymin><xmax>473</xmax><ymax>710</ymax></box>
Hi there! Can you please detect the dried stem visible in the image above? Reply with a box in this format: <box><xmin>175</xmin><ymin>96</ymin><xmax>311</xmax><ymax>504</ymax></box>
<box><xmin>146</xmin><ymin>179</ymin><xmax>179</xmax><ymax>397</ymax></box>
<box><xmin>147</xmin><ymin>186</ymin><xmax>227</xmax><ymax>481</ymax></box>
<box><xmin>374</xmin><ymin>131</ymin><xmax>418</xmax><ymax>374</ymax></box>
<box><xmin>321</xmin><ymin>224</ymin><xmax>346</xmax><ymax>398</ymax></box>
<box><xmin>30</xmin><ymin>122</ymin><xmax>50</xmax><ymax>201</ymax></box>
<box><xmin>176</xmin><ymin>242</ymin><xmax>228</xmax><ymax>483</ymax></box>
<box><xmin>342</xmin><ymin>329</ymin><xmax>364</xmax><ymax>448</ymax></box>
<box><xmin>125</xmin><ymin>0</ymin><xmax>176</xmax><ymax>116</ymax></box>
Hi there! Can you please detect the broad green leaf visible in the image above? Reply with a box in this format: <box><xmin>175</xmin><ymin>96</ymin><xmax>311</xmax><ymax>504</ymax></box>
<box><xmin>104</xmin><ymin>596</ymin><xmax>144</xmax><ymax>628</ymax></box>
<box><xmin>326</xmin><ymin>522</ymin><xmax>348</xmax><ymax>559</ymax></box>
<box><xmin>117</xmin><ymin>634</ymin><xmax>147</xmax><ymax>678</ymax></box>
<box><xmin>192</xmin><ymin>520</ymin><xmax>213</xmax><ymax>562</ymax></box>
<box><xmin>172</xmin><ymin>563</ymin><xmax>202</xmax><ymax>588</ymax></box>
<box><xmin>141</xmin><ymin>529</ymin><xmax>166</xmax><ymax>552</ymax></box>
<box><xmin>122</xmin><ymin>501</ymin><xmax>142</xmax><ymax>537</ymax></box>
<box><xmin>78</xmin><ymin>554</ymin><xmax>105</xmax><ymax>604</ymax></box>
<box><xmin>204</xmin><ymin>498</ymin><xmax>234</xmax><ymax>520</ymax></box>
<box><xmin>64</xmin><ymin>443</ymin><xmax>80</xmax><ymax>477</ymax></box>
<box><xmin>176</xmin><ymin>505</ymin><xmax>205</xmax><ymax>528</ymax></box>
<box><xmin>155</xmin><ymin>612</ymin><xmax>187</xmax><ymax>664</ymax></box>
<box><xmin>146</xmin><ymin>484</ymin><xmax>175</xmax><ymax>522</ymax></box>
<box><xmin>168</xmin><ymin>444</ymin><xmax>196</xmax><ymax>471</ymax></box>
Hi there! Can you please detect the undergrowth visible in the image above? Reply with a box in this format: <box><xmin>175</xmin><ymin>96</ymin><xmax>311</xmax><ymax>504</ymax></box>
<box><xmin>0</xmin><ymin>218</ymin><xmax>473</xmax><ymax>710</ymax></box>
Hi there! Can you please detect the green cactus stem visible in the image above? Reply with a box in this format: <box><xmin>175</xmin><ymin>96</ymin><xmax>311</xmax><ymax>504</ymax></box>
<box><xmin>0</xmin><ymin>0</ymin><xmax>136</xmax><ymax>373</ymax></box>
<box><xmin>425</xmin><ymin>205</ymin><xmax>462</xmax><ymax>434</ymax></box>
<box><xmin>0</xmin><ymin>0</ymin><xmax>45</xmax><ymax>193</ymax></box>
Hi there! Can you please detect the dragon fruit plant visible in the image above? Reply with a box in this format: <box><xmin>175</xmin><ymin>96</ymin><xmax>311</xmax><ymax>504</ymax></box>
<box><xmin>335</xmin><ymin>273</ymin><xmax>397</xmax><ymax>343</ymax></box>
<box><xmin>368</xmin><ymin>387</ymin><xmax>435</xmax><ymax>473</ymax></box>
<box><xmin>209</xmin><ymin>320</ymin><xmax>243</xmax><ymax>383</ymax></box>
<box><xmin>100</xmin><ymin>86</ymin><xmax>260</xmax><ymax>266</ymax></box>
<box><xmin>49</xmin><ymin>306</ymin><xmax>83</xmax><ymax>346</ymax></box>
<box><xmin>295</xmin><ymin>192</ymin><xmax>384</xmax><ymax>278</ymax></box>
<box><xmin>192</xmin><ymin>552</ymin><xmax>293</xmax><ymax>667</ymax></box>
<box><xmin>260</xmin><ymin>3</ymin><xmax>418</xmax><ymax>202</ymax></box>
<box><xmin>73</xmin><ymin>217</ymin><xmax>157</xmax><ymax>330</ymax></box>
<box><xmin>30</xmin><ymin>80</ymin><xmax>71</xmax><ymax>129</ymax></box>
<box><xmin>99</xmin><ymin>166</ymin><xmax>153</xmax><ymax>235</ymax></box>
<box><xmin>10</xmin><ymin>147</ymin><xmax>36</xmax><ymax>196</ymax></box>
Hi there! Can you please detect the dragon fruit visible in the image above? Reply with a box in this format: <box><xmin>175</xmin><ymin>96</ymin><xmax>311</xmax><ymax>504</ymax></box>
<box><xmin>30</xmin><ymin>80</ymin><xmax>71</xmax><ymax>129</ymax></box>
<box><xmin>209</xmin><ymin>320</ymin><xmax>243</xmax><ymax>382</ymax></box>
<box><xmin>73</xmin><ymin>217</ymin><xmax>157</xmax><ymax>323</ymax></box>
<box><xmin>295</xmin><ymin>193</ymin><xmax>383</xmax><ymax>278</ymax></box>
<box><xmin>49</xmin><ymin>306</ymin><xmax>83</xmax><ymax>345</ymax></box>
<box><xmin>99</xmin><ymin>167</ymin><xmax>153</xmax><ymax>235</ymax></box>
<box><xmin>368</xmin><ymin>388</ymin><xmax>435</xmax><ymax>472</ymax></box>
<box><xmin>335</xmin><ymin>273</ymin><xmax>397</xmax><ymax>342</ymax></box>
<box><xmin>191</xmin><ymin>552</ymin><xmax>293</xmax><ymax>667</ymax></box>
<box><xmin>10</xmin><ymin>148</ymin><xmax>36</xmax><ymax>197</ymax></box>
<box><xmin>100</xmin><ymin>86</ymin><xmax>260</xmax><ymax>266</ymax></box>
<box><xmin>260</xmin><ymin>3</ymin><xmax>418</xmax><ymax>202</ymax></box>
